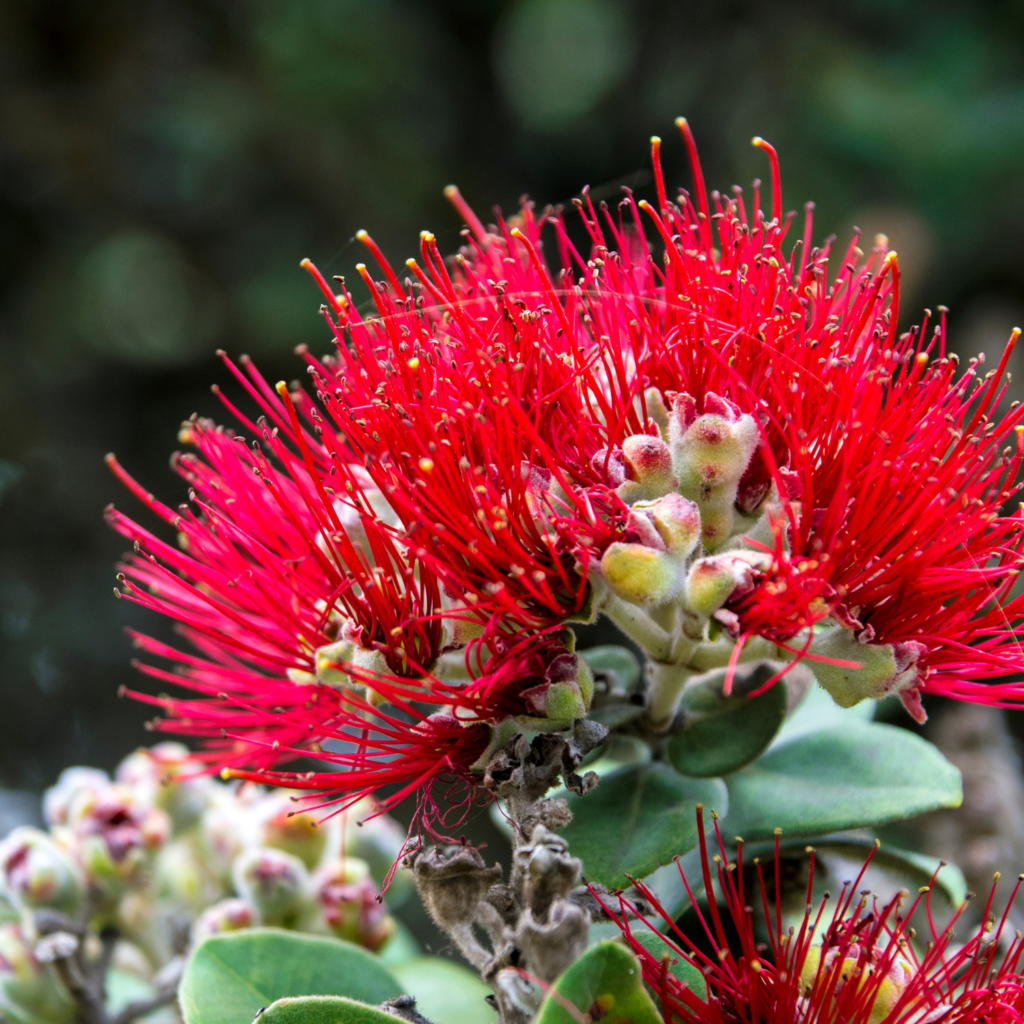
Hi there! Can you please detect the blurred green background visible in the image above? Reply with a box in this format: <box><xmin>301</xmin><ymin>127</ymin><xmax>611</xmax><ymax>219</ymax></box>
<box><xmin>2</xmin><ymin>0</ymin><xmax>1024</xmax><ymax>792</ymax></box>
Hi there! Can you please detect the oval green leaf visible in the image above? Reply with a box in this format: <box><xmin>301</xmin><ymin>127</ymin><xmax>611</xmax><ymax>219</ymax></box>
<box><xmin>561</xmin><ymin>763</ymin><xmax>727</xmax><ymax>888</ymax></box>
<box><xmin>629</xmin><ymin>929</ymin><xmax>707</xmax><ymax>999</ymax></box>
<box><xmin>723</xmin><ymin>722</ymin><xmax>962</xmax><ymax>841</ymax></box>
<box><xmin>667</xmin><ymin>668</ymin><xmax>787</xmax><ymax>777</ymax></box>
<box><xmin>255</xmin><ymin>996</ymin><xmax>394</xmax><ymax>1024</ymax></box>
<box><xmin>389</xmin><ymin>957</ymin><xmax>496</xmax><ymax>1024</ymax></box>
<box><xmin>179</xmin><ymin>929</ymin><xmax>403</xmax><ymax>1024</ymax></box>
<box><xmin>536</xmin><ymin>940</ymin><xmax>662</xmax><ymax>1024</ymax></box>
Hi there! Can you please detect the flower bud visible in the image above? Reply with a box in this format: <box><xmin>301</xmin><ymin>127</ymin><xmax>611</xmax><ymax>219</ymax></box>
<box><xmin>256</xmin><ymin>791</ymin><xmax>327</xmax><ymax>870</ymax></box>
<box><xmin>0</xmin><ymin>924</ymin><xmax>75</xmax><ymax>1024</ymax></box>
<box><xmin>67</xmin><ymin>784</ymin><xmax>171</xmax><ymax>896</ymax></box>
<box><xmin>600</xmin><ymin>543</ymin><xmax>680</xmax><ymax>607</ymax></box>
<box><xmin>43</xmin><ymin>767</ymin><xmax>110</xmax><ymax>828</ymax></box>
<box><xmin>153</xmin><ymin>839</ymin><xmax>221</xmax><ymax>913</ymax></box>
<box><xmin>199</xmin><ymin>787</ymin><xmax>258</xmax><ymax>883</ymax></box>
<box><xmin>617</xmin><ymin>434</ymin><xmax>677</xmax><ymax>504</ymax></box>
<box><xmin>519</xmin><ymin>652</ymin><xmax>594</xmax><ymax>724</ymax></box>
<box><xmin>310</xmin><ymin>858</ymin><xmax>394</xmax><ymax>952</ymax></box>
<box><xmin>669</xmin><ymin>391</ymin><xmax>760</xmax><ymax>551</ymax></box>
<box><xmin>644</xmin><ymin>492</ymin><xmax>701</xmax><ymax>557</ymax></box>
<box><xmin>808</xmin><ymin>628</ymin><xmax>928</xmax><ymax>722</ymax></box>
<box><xmin>0</xmin><ymin>829</ymin><xmax>82</xmax><ymax>915</ymax></box>
<box><xmin>314</xmin><ymin>639</ymin><xmax>355</xmax><ymax>688</ymax></box>
<box><xmin>232</xmin><ymin>847</ymin><xmax>309</xmax><ymax>926</ymax></box>
<box><xmin>685</xmin><ymin>554</ymin><xmax>757</xmax><ymax>617</ymax></box>
<box><xmin>115</xmin><ymin>743</ymin><xmax>211</xmax><ymax>829</ymax></box>
<box><xmin>192</xmin><ymin>898</ymin><xmax>255</xmax><ymax>945</ymax></box>
<box><xmin>800</xmin><ymin>943</ymin><xmax>915</xmax><ymax>1024</ymax></box>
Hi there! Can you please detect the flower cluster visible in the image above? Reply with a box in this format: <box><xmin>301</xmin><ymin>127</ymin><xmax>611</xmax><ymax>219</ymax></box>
<box><xmin>107</xmin><ymin>120</ymin><xmax>1024</xmax><ymax>831</ymax></box>
<box><xmin>605</xmin><ymin>807</ymin><xmax>1024</xmax><ymax>1024</ymax></box>
<box><xmin>0</xmin><ymin>744</ymin><xmax>410</xmax><ymax>1024</ymax></box>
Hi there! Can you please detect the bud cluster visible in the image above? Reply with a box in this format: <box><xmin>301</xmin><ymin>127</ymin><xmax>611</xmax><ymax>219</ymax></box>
<box><xmin>0</xmin><ymin>744</ymin><xmax>411</xmax><ymax>1024</ymax></box>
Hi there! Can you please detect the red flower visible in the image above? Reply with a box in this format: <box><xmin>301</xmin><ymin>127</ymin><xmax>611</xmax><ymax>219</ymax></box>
<box><xmin>105</xmin><ymin>366</ymin><xmax>580</xmax><ymax>836</ymax></box>
<box><xmin>604</xmin><ymin>807</ymin><xmax>1024</xmax><ymax>1024</ymax></box>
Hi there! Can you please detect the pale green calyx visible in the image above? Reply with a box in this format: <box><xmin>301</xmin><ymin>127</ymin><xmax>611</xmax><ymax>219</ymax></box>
<box><xmin>808</xmin><ymin>626</ymin><xmax>927</xmax><ymax>720</ymax></box>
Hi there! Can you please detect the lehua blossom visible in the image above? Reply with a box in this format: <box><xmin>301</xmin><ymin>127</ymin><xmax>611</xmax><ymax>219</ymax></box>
<box><xmin>604</xmin><ymin>806</ymin><xmax>1024</xmax><ymax>1024</ymax></box>
<box><xmin>107</xmin><ymin>120</ymin><xmax>1024</xmax><ymax>832</ymax></box>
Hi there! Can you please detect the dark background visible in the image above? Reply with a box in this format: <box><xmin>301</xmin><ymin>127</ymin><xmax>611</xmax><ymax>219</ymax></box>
<box><xmin>3</xmin><ymin>0</ymin><xmax>1024</xmax><ymax>794</ymax></box>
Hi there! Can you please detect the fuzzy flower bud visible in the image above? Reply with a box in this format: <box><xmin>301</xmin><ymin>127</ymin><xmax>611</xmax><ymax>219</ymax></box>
<box><xmin>519</xmin><ymin>651</ymin><xmax>594</xmax><ymax>723</ymax></box>
<box><xmin>808</xmin><ymin>627</ymin><xmax>928</xmax><ymax>722</ymax></box>
<box><xmin>685</xmin><ymin>553</ymin><xmax>759</xmax><ymax>618</ymax></box>
<box><xmin>199</xmin><ymin>787</ymin><xmax>258</xmax><ymax>883</ymax></box>
<box><xmin>153</xmin><ymin>839</ymin><xmax>221</xmax><ymax>913</ymax></box>
<box><xmin>42</xmin><ymin>768</ymin><xmax>110</xmax><ymax>828</ymax></box>
<box><xmin>67</xmin><ymin>785</ymin><xmax>170</xmax><ymax>895</ymax></box>
<box><xmin>800</xmin><ymin>943</ymin><xmax>916</xmax><ymax>1024</ymax></box>
<box><xmin>191</xmin><ymin>898</ymin><xmax>255</xmax><ymax>945</ymax></box>
<box><xmin>310</xmin><ymin>858</ymin><xmax>394</xmax><ymax>952</ymax></box>
<box><xmin>257</xmin><ymin>791</ymin><xmax>327</xmax><ymax>870</ymax></box>
<box><xmin>617</xmin><ymin>434</ymin><xmax>677</xmax><ymax>504</ymax></box>
<box><xmin>0</xmin><ymin>924</ymin><xmax>75</xmax><ymax>1024</ymax></box>
<box><xmin>600</xmin><ymin>543</ymin><xmax>679</xmax><ymax>607</ymax></box>
<box><xmin>0</xmin><ymin>829</ymin><xmax>82</xmax><ymax>916</ymax></box>
<box><xmin>115</xmin><ymin>743</ymin><xmax>211</xmax><ymax>829</ymax></box>
<box><xmin>232</xmin><ymin>847</ymin><xmax>309</xmax><ymax>926</ymax></box>
<box><xmin>670</xmin><ymin>391</ymin><xmax>760</xmax><ymax>551</ymax></box>
<box><xmin>313</xmin><ymin>639</ymin><xmax>355</xmax><ymax>688</ymax></box>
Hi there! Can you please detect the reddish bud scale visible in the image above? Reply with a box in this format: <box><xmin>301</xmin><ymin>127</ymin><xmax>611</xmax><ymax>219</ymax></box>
<box><xmin>602</xmin><ymin>811</ymin><xmax>1024</xmax><ymax>1024</ymax></box>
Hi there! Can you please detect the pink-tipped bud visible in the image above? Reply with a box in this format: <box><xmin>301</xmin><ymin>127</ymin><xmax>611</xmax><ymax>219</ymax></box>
<box><xmin>618</xmin><ymin>434</ymin><xmax>677</xmax><ymax>503</ymax></box>
<box><xmin>311</xmin><ymin>858</ymin><xmax>395</xmax><ymax>952</ymax></box>
<box><xmin>646</xmin><ymin>493</ymin><xmax>701</xmax><ymax>557</ymax></box>
<box><xmin>68</xmin><ymin>785</ymin><xmax>170</xmax><ymax>896</ymax></box>
<box><xmin>591</xmin><ymin>447</ymin><xmax>627</xmax><ymax>487</ymax></box>
<box><xmin>800</xmin><ymin>944</ymin><xmax>915</xmax><ymax>1024</ymax></box>
<box><xmin>686</xmin><ymin>556</ymin><xmax>755</xmax><ymax>617</ymax></box>
<box><xmin>232</xmin><ymin>847</ymin><xmax>309</xmax><ymax>926</ymax></box>
<box><xmin>600</xmin><ymin>543</ymin><xmax>680</xmax><ymax>607</ymax></box>
<box><xmin>115</xmin><ymin>742</ymin><xmax>211</xmax><ymax>829</ymax></box>
<box><xmin>0</xmin><ymin>829</ymin><xmax>82</xmax><ymax>915</ymax></box>
<box><xmin>669</xmin><ymin>391</ymin><xmax>760</xmax><ymax>551</ymax></box>
<box><xmin>43</xmin><ymin>767</ymin><xmax>110</xmax><ymax>828</ymax></box>
<box><xmin>519</xmin><ymin>651</ymin><xmax>595</xmax><ymax>723</ymax></box>
<box><xmin>192</xmin><ymin>898</ymin><xmax>255</xmax><ymax>945</ymax></box>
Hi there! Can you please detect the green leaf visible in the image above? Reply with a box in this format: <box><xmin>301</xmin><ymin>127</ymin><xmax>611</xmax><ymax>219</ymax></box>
<box><xmin>775</xmin><ymin>835</ymin><xmax>967</xmax><ymax>907</ymax></box>
<box><xmin>629</xmin><ymin>930</ymin><xmax>706</xmax><ymax>999</ymax></box>
<box><xmin>389</xmin><ymin>957</ymin><xmax>496</xmax><ymax>1024</ymax></box>
<box><xmin>179</xmin><ymin>929</ymin><xmax>403</xmax><ymax>1024</ymax></box>
<box><xmin>723</xmin><ymin>722</ymin><xmax>962</xmax><ymax>841</ymax></box>
<box><xmin>773</xmin><ymin>682</ymin><xmax>875</xmax><ymax>747</ymax></box>
<box><xmin>561</xmin><ymin>763</ymin><xmax>726</xmax><ymax>888</ymax></box>
<box><xmin>254</xmin><ymin>996</ymin><xmax>394</xmax><ymax>1024</ymax></box>
<box><xmin>580</xmin><ymin>645</ymin><xmax>641</xmax><ymax>691</ymax></box>
<box><xmin>666</xmin><ymin>668</ymin><xmax>787</xmax><ymax>777</ymax></box>
<box><xmin>536</xmin><ymin>940</ymin><xmax>662</xmax><ymax>1024</ymax></box>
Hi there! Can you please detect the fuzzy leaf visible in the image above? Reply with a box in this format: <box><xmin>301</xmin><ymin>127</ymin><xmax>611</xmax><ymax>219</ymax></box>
<box><xmin>723</xmin><ymin>722</ymin><xmax>962</xmax><ymax>841</ymax></box>
<box><xmin>389</xmin><ymin>957</ymin><xmax>496</xmax><ymax>1024</ymax></box>
<box><xmin>561</xmin><ymin>763</ymin><xmax>726</xmax><ymax>888</ymax></box>
<box><xmin>179</xmin><ymin>929</ymin><xmax>402</xmax><ymax>1024</ymax></box>
<box><xmin>535</xmin><ymin>940</ymin><xmax>663</xmax><ymax>1024</ymax></box>
<box><xmin>629</xmin><ymin>929</ymin><xmax>707</xmax><ymax>999</ymax></box>
<box><xmin>253</xmin><ymin>997</ymin><xmax>394</xmax><ymax>1024</ymax></box>
<box><xmin>666</xmin><ymin>668</ymin><xmax>787</xmax><ymax>777</ymax></box>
